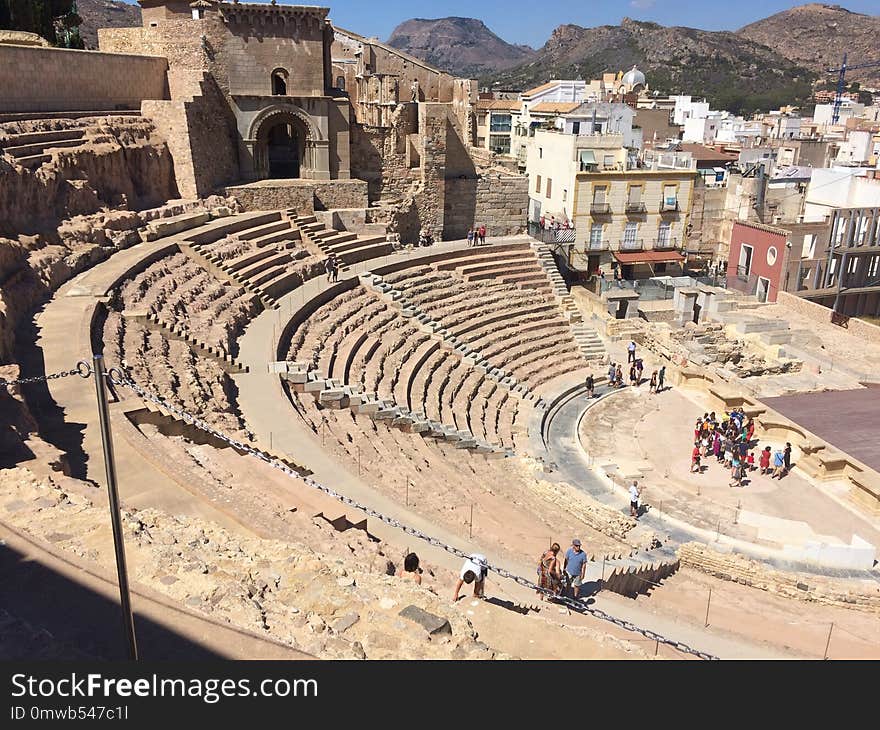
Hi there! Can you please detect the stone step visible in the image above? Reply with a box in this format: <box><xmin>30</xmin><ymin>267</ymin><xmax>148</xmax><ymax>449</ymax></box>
<box><xmin>3</xmin><ymin>138</ymin><xmax>84</xmax><ymax>157</ymax></box>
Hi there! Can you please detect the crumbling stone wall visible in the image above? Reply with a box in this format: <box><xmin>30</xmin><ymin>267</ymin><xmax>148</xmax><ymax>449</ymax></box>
<box><xmin>445</xmin><ymin>174</ymin><xmax>528</xmax><ymax>239</ymax></box>
<box><xmin>679</xmin><ymin>542</ymin><xmax>880</xmax><ymax>613</ymax></box>
<box><xmin>0</xmin><ymin>117</ymin><xmax>178</xmax><ymax>235</ymax></box>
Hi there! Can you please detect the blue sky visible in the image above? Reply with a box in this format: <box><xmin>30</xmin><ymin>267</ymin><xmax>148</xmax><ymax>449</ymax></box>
<box><xmin>121</xmin><ymin>1</ymin><xmax>880</xmax><ymax>48</ymax></box>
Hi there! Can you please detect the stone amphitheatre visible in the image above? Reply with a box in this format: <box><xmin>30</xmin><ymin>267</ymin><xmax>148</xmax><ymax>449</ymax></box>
<box><xmin>1</xmin><ymin>2</ymin><xmax>879</xmax><ymax>661</ymax></box>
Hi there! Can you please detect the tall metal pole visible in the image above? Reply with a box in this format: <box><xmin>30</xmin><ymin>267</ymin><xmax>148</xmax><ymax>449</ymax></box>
<box><xmin>92</xmin><ymin>355</ymin><xmax>138</xmax><ymax>660</ymax></box>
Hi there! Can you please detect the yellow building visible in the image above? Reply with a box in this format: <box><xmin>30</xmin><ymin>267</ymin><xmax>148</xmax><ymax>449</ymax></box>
<box><xmin>572</xmin><ymin>168</ymin><xmax>699</xmax><ymax>278</ymax></box>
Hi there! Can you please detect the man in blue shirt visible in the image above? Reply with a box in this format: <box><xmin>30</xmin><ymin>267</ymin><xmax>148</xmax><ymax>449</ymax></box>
<box><xmin>563</xmin><ymin>539</ymin><xmax>589</xmax><ymax>599</ymax></box>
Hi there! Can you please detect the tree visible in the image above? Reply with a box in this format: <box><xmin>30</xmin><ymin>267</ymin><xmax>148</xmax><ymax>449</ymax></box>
<box><xmin>0</xmin><ymin>0</ymin><xmax>83</xmax><ymax>48</ymax></box>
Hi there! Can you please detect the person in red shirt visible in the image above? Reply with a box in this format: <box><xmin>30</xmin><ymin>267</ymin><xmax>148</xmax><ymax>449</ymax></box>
<box><xmin>746</xmin><ymin>418</ymin><xmax>755</xmax><ymax>443</ymax></box>
<box><xmin>691</xmin><ymin>443</ymin><xmax>702</xmax><ymax>473</ymax></box>
<box><xmin>747</xmin><ymin>451</ymin><xmax>756</xmax><ymax>472</ymax></box>
<box><xmin>478</xmin><ymin>224</ymin><xmax>487</xmax><ymax>245</ymax></box>
<box><xmin>759</xmin><ymin>446</ymin><xmax>771</xmax><ymax>475</ymax></box>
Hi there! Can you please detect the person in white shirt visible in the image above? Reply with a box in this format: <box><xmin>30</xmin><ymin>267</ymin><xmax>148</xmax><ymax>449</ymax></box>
<box><xmin>627</xmin><ymin>340</ymin><xmax>637</xmax><ymax>363</ymax></box>
<box><xmin>452</xmin><ymin>553</ymin><xmax>488</xmax><ymax>602</ymax></box>
<box><xmin>629</xmin><ymin>481</ymin><xmax>641</xmax><ymax>518</ymax></box>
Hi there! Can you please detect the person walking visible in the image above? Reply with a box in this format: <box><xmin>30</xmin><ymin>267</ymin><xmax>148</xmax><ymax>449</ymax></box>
<box><xmin>649</xmin><ymin>371</ymin><xmax>657</xmax><ymax>394</ymax></box>
<box><xmin>536</xmin><ymin>543</ymin><xmax>562</xmax><ymax>600</ymax></box>
<box><xmin>627</xmin><ymin>340</ymin><xmax>637</xmax><ymax>363</ymax></box>
<box><xmin>629</xmin><ymin>481</ymin><xmax>641</xmax><ymax>518</ymax></box>
<box><xmin>629</xmin><ymin>364</ymin><xmax>638</xmax><ymax>387</ymax></box>
<box><xmin>585</xmin><ymin>372</ymin><xmax>595</xmax><ymax>398</ymax></box>
<box><xmin>452</xmin><ymin>553</ymin><xmax>489</xmax><ymax>602</ymax></box>
<box><xmin>330</xmin><ymin>256</ymin><xmax>340</xmax><ymax>282</ymax></box>
<box><xmin>324</xmin><ymin>254</ymin><xmax>335</xmax><ymax>282</ymax></box>
<box><xmin>730</xmin><ymin>453</ymin><xmax>743</xmax><ymax>487</ymax></box>
<box><xmin>478</xmin><ymin>224</ymin><xmax>486</xmax><ymax>245</ymax></box>
<box><xmin>634</xmin><ymin>357</ymin><xmax>644</xmax><ymax>383</ymax></box>
<box><xmin>563</xmin><ymin>539</ymin><xmax>588</xmax><ymax>599</ymax></box>
<box><xmin>658</xmin><ymin>365</ymin><xmax>666</xmax><ymax>392</ymax></box>
<box><xmin>783</xmin><ymin>442</ymin><xmax>792</xmax><ymax>476</ymax></box>
<box><xmin>771</xmin><ymin>449</ymin><xmax>785</xmax><ymax>479</ymax></box>
<box><xmin>467</xmin><ymin>227</ymin><xmax>474</xmax><ymax>247</ymax></box>
<box><xmin>615</xmin><ymin>364</ymin><xmax>623</xmax><ymax>388</ymax></box>
<box><xmin>607</xmin><ymin>362</ymin><xmax>616</xmax><ymax>387</ymax></box>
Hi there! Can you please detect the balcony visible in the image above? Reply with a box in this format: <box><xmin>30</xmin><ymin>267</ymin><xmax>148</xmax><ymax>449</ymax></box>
<box><xmin>587</xmin><ymin>240</ymin><xmax>608</xmax><ymax>251</ymax></box>
<box><xmin>590</xmin><ymin>202</ymin><xmax>611</xmax><ymax>215</ymax></box>
<box><xmin>660</xmin><ymin>200</ymin><xmax>679</xmax><ymax>213</ymax></box>
<box><xmin>490</xmin><ymin>123</ymin><xmax>512</xmax><ymax>133</ymax></box>
<box><xmin>625</xmin><ymin>201</ymin><xmax>646</xmax><ymax>215</ymax></box>
<box><xmin>620</xmin><ymin>238</ymin><xmax>643</xmax><ymax>251</ymax></box>
<box><xmin>653</xmin><ymin>237</ymin><xmax>678</xmax><ymax>250</ymax></box>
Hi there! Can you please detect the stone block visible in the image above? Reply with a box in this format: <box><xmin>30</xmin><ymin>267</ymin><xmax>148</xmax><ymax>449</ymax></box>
<box><xmin>397</xmin><ymin>605</ymin><xmax>452</xmax><ymax>636</ymax></box>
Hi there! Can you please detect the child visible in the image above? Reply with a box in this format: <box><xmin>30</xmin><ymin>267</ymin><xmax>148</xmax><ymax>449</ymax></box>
<box><xmin>747</xmin><ymin>451</ymin><xmax>756</xmax><ymax>472</ymax></box>
<box><xmin>649</xmin><ymin>371</ymin><xmax>657</xmax><ymax>394</ymax></box>
<box><xmin>729</xmin><ymin>454</ymin><xmax>743</xmax><ymax>487</ymax></box>
<box><xmin>713</xmin><ymin>432</ymin><xmax>723</xmax><ymax>462</ymax></box>
<box><xmin>759</xmin><ymin>446</ymin><xmax>771</xmax><ymax>475</ymax></box>
<box><xmin>691</xmin><ymin>443</ymin><xmax>702</xmax><ymax>473</ymax></box>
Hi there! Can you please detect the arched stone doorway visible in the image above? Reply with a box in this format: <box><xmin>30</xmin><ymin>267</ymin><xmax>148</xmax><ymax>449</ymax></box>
<box><xmin>265</xmin><ymin>117</ymin><xmax>304</xmax><ymax>178</ymax></box>
<box><xmin>245</xmin><ymin>104</ymin><xmax>330</xmax><ymax>181</ymax></box>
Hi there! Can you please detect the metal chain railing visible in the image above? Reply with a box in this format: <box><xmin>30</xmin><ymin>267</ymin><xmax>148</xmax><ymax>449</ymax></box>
<box><xmin>0</xmin><ymin>360</ymin><xmax>93</xmax><ymax>389</ymax></box>
<box><xmin>107</xmin><ymin>367</ymin><xmax>718</xmax><ymax>660</ymax></box>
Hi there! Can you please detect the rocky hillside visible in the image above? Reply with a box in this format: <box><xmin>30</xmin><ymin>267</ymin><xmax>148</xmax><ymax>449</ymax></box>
<box><xmin>77</xmin><ymin>0</ymin><xmax>140</xmax><ymax>49</ymax></box>
<box><xmin>486</xmin><ymin>18</ymin><xmax>815</xmax><ymax>114</ymax></box>
<box><xmin>737</xmin><ymin>3</ymin><xmax>880</xmax><ymax>86</ymax></box>
<box><xmin>386</xmin><ymin>17</ymin><xmax>534</xmax><ymax>75</ymax></box>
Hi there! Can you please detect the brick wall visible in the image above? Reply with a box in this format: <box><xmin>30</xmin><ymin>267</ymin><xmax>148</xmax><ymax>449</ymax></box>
<box><xmin>0</xmin><ymin>45</ymin><xmax>168</xmax><ymax>113</ymax></box>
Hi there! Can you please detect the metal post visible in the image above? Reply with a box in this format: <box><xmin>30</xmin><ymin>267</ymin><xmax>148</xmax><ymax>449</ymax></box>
<box><xmin>824</xmin><ymin>622</ymin><xmax>834</xmax><ymax>660</ymax></box>
<box><xmin>92</xmin><ymin>355</ymin><xmax>138</xmax><ymax>661</ymax></box>
<box><xmin>601</xmin><ymin>556</ymin><xmax>606</xmax><ymax>582</ymax></box>
<box><xmin>654</xmin><ymin>638</ymin><xmax>660</xmax><ymax>656</ymax></box>
<box><xmin>469</xmin><ymin>504</ymin><xmax>474</xmax><ymax>539</ymax></box>
<box><xmin>357</xmin><ymin>445</ymin><xmax>361</xmax><ymax>476</ymax></box>
<box><xmin>704</xmin><ymin>588</ymin><xmax>712</xmax><ymax>628</ymax></box>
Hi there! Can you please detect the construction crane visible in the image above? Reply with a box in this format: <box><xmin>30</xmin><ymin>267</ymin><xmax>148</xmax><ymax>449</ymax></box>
<box><xmin>826</xmin><ymin>53</ymin><xmax>880</xmax><ymax>124</ymax></box>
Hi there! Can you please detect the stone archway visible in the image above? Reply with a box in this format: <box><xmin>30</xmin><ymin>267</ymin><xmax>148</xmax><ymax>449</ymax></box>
<box><xmin>247</xmin><ymin>104</ymin><xmax>329</xmax><ymax>181</ymax></box>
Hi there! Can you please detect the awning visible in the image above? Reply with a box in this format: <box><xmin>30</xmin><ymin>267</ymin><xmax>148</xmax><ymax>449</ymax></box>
<box><xmin>613</xmin><ymin>251</ymin><xmax>685</xmax><ymax>265</ymax></box>
<box><xmin>579</xmin><ymin>150</ymin><xmax>596</xmax><ymax>164</ymax></box>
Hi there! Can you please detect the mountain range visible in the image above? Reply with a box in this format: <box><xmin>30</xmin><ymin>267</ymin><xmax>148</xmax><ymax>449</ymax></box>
<box><xmin>386</xmin><ymin>4</ymin><xmax>879</xmax><ymax>112</ymax></box>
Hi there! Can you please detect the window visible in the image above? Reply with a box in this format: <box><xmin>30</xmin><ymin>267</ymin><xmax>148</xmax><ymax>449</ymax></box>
<box><xmin>738</xmin><ymin>244</ymin><xmax>753</xmax><ymax>279</ymax></box>
<box><xmin>658</xmin><ymin>221</ymin><xmax>671</xmax><ymax>247</ymax></box>
<box><xmin>572</xmin><ymin>121</ymin><xmax>581</xmax><ymax>135</ymax></box>
<box><xmin>592</xmin><ymin>186</ymin><xmax>607</xmax><ymax>205</ymax></box>
<box><xmin>590</xmin><ymin>223</ymin><xmax>604</xmax><ymax>249</ymax></box>
<box><xmin>603</xmin><ymin>154</ymin><xmax>615</xmax><ymax>169</ymax></box>
<box><xmin>802</xmin><ymin>234</ymin><xmax>817</xmax><ymax>259</ymax></box>
<box><xmin>271</xmin><ymin>68</ymin><xmax>288</xmax><ymax>96</ymax></box>
<box><xmin>191</xmin><ymin>8</ymin><xmax>204</xmax><ymax>19</ymax></box>
<box><xmin>539</xmin><ymin>147</ymin><xmax>543</xmax><ymax>159</ymax></box>
<box><xmin>623</xmin><ymin>222</ymin><xmax>638</xmax><ymax>249</ymax></box>
<box><xmin>546</xmin><ymin>178</ymin><xmax>552</xmax><ymax>199</ymax></box>
<box><xmin>335</xmin><ymin>76</ymin><xmax>346</xmax><ymax>91</ymax></box>
<box><xmin>662</xmin><ymin>184</ymin><xmax>678</xmax><ymax>211</ymax></box>
<box><xmin>627</xmin><ymin>185</ymin><xmax>643</xmax><ymax>205</ymax></box>
<box><xmin>490</xmin><ymin>114</ymin><xmax>512</xmax><ymax>132</ymax></box>
<box><xmin>489</xmin><ymin>135</ymin><xmax>511</xmax><ymax>154</ymax></box>
<box><xmin>535</xmin><ymin>175</ymin><xmax>542</xmax><ymax>193</ymax></box>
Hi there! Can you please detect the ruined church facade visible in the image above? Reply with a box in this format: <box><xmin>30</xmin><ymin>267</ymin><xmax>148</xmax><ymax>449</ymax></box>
<box><xmin>94</xmin><ymin>0</ymin><xmax>528</xmax><ymax>241</ymax></box>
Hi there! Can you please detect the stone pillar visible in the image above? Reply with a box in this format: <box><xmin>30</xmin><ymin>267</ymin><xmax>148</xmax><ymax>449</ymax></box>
<box><xmin>673</xmin><ymin>287</ymin><xmax>700</xmax><ymax>327</ymax></box>
<box><xmin>418</xmin><ymin>103</ymin><xmax>448</xmax><ymax>240</ymax></box>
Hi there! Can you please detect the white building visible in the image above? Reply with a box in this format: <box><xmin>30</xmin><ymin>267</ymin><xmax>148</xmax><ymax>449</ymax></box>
<box><xmin>672</xmin><ymin>96</ymin><xmax>710</xmax><ymax>126</ymax></box>
<box><xmin>835</xmin><ymin>130</ymin><xmax>874</xmax><ymax>165</ymax></box>
<box><xmin>813</xmin><ymin>101</ymin><xmax>867</xmax><ymax>127</ymax></box>
<box><xmin>803</xmin><ymin>168</ymin><xmax>880</xmax><ymax>221</ymax></box>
